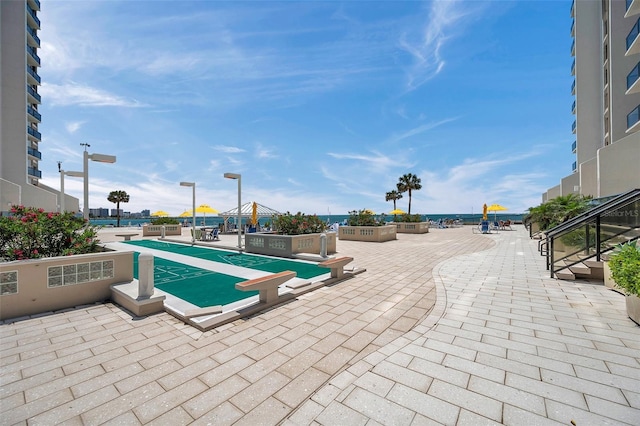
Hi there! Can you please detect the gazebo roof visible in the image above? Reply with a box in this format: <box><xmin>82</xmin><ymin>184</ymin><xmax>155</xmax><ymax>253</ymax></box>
<box><xmin>220</xmin><ymin>202</ymin><xmax>281</xmax><ymax>218</ymax></box>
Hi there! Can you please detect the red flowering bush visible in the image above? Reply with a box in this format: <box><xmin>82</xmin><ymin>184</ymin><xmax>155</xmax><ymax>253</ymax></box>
<box><xmin>0</xmin><ymin>205</ymin><xmax>100</xmax><ymax>261</ymax></box>
<box><xmin>272</xmin><ymin>212</ymin><xmax>327</xmax><ymax>235</ymax></box>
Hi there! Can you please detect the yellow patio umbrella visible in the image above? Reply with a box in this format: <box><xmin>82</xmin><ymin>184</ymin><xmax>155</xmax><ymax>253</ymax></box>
<box><xmin>194</xmin><ymin>204</ymin><xmax>219</xmax><ymax>225</ymax></box>
<box><xmin>487</xmin><ymin>204</ymin><xmax>508</xmax><ymax>221</ymax></box>
<box><xmin>150</xmin><ymin>210</ymin><xmax>170</xmax><ymax>217</ymax></box>
<box><xmin>251</xmin><ymin>202</ymin><xmax>258</xmax><ymax>226</ymax></box>
<box><xmin>178</xmin><ymin>210</ymin><xmax>192</xmax><ymax>218</ymax></box>
<box><xmin>482</xmin><ymin>204</ymin><xmax>488</xmax><ymax>221</ymax></box>
<box><xmin>389</xmin><ymin>209</ymin><xmax>406</xmax><ymax>215</ymax></box>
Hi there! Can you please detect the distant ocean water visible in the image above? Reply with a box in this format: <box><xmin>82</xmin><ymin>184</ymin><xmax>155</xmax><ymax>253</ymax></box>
<box><xmin>90</xmin><ymin>213</ymin><xmax>524</xmax><ymax>227</ymax></box>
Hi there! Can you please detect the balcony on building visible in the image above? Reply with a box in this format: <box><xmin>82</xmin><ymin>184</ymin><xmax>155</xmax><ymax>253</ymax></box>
<box><xmin>572</xmin><ymin>120</ymin><xmax>577</xmax><ymax>134</ymax></box>
<box><xmin>571</xmin><ymin>59</ymin><xmax>575</xmax><ymax>76</ymax></box>
<box><xmin>627</xmin><ymin>61</ymin><xmax>640</xmax><ymax>94</ymax></box>
<box><xmin>28</xmin><ymin>147</ymin><xmax>42</xmax><ymax>160</ymax></box>
<box><xmin>571</xmin><ymin>79</ymin><xmax>576</xmax><ymax>95</ymax></box>
<box><xmin>27</xmin><ymin>106</ymin><xmax>41</xmax><ymax>122</ymax></box>
<box><xmin>27</xmin><ymin>67</ymin><xmax>41</xmax><ymax>84</ymax></box>
<box><xmin>28</xmin><ymin>0</ymin><xmax>41</xmax><ymax>11</ymax></box>
<box><xmin>571</xmin><ymin>40</ymin><xmax>575</xmax><ymax>57</ymax></box>
<box><xmin>571</xmin><ymin>140</ymin><xmax>577</xmax><ymax>153</ymax></box>
<box><xmin>26</xmin><ymin>45</ymin><xmax>41</xmax><ymax>66</ymax></box>
<box><xmin>27</xmin><ymin>126</ymin><xmax>41</xmax><ymax>141</ymax></box>
<box><xmin>26</xmin><ymin>4</ymin><xmax>40</xmax><ymax>29</ymax></box>
<box><xmin>27</xmin><ymin>85</ymin><xmax>41</xmax><ymax>103</ymax></box>
<box><xmin>27</xmin><ymin>26</ymin><xmax>40</xmax><ymax>47</ymax></box>
<box><xmin>626</xmin><ymin>0</ymin><xmax>640</xmax><ymax>18</ymax></box>
<box><xmin>627</xmin><ymin>105</ymin><xmax>640</xmax><ymax>133</ymax></box>
<box><xmin>572</xmin><ymin>100</ymin><xmax>576</xmax><ymax>114</ymax></box>
<box><xmin>28</xmin><ymin>167</ymin><xmax>42</xmax><ymax>179</ymax></box>
<box><xmin>570</xmin><ymin>20</ymin><xmax>575</xmax><ymax>37</ymax></box>
<box><xmin>627</xmin><ymin>17</ymin><xmax>640</xmax><ymax>56</ymax></box>
<box><xmin>572</xmin><ymin>161</ymin><xmax>577</xmax><ymax>172</ymax></box>
<box><xmin>570</xmin><ymin>0</ymin><xmax>575</xmax><ymax>18</ymax></box>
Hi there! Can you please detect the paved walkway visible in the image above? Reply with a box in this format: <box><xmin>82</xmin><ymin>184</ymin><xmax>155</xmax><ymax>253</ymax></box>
<box><xmin>1</xmin><ymin>226</ymin><xmax>639</xmax><ymax>424</ymax></box>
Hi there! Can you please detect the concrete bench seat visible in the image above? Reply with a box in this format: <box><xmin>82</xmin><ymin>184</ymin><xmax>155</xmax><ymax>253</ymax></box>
<box><xmin>318</xmin><ymin>256</ymin><xmax>354</xmax><ymax>279</ymax></box>
<box><xmin>115</xmin><ymin>233</ymin><xmax>138</xmax><ymax>241</ymax></box>
<box><xmin>235</xmin><ymin>271</ymin><xmax>296</xmax><ymax>303</ymax></box>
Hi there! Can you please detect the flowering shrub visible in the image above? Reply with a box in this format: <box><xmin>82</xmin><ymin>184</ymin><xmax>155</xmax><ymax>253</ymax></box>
<box><xmin>0</xmin><ymin>205</ymin><xmax>99</xmax><ymax>261</ymax></box>
<box><xmin>272</xmin><ymin>212</ymin><xmax>327</xmax><ymax>235</ymax></box>
<box><xmin>347</xmin><ymin>209</ymin><xmax>387</xmax><ymax>226</ymax></box>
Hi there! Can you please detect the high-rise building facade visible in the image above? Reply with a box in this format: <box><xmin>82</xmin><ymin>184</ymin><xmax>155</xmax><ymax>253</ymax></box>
<box><xmin>544</xmin><ymin>0</ymin><xmax>640</xmax><ymax>201</ymax></box>
<box><xmin>0</xmin><ymin>0</ymin><xmax>79</xmax><ymax>213</ymax></box>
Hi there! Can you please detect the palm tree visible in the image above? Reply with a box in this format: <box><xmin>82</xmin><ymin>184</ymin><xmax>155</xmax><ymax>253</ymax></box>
<box><xmin>107</xmin><ymin>190</ymin><xmax>130</xmax><ymax>227</ymax></box>
<box><xmin>397</xmin><ymin>173</ymin><xmax>422</xmax><ymax>214</ymax></box>
<box><xmin>385</xmin><ymin>189</ymin><xmax>403</xmax><ymax>211</ymax></box>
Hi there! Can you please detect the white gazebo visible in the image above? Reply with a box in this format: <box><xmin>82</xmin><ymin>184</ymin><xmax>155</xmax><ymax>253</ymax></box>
<box><xmin>219</xmin><ymin>202</ymin><xmax>281</xmax><ymax>232</ymax></box>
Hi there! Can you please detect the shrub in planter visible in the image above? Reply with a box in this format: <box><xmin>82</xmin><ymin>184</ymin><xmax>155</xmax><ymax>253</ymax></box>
<box><xmin>394</xmin><ymin>213</ymin><xmax>422</xmax><ymax>223</ymax></box>
<box><xmin>0</xmin><ymin>205</ymin><xmax>99</xmax><ymax>261</ymax></box>
<box><xmin>347</xmin><ymin>209</ymin><xmax>386</xmax><ymax>226</ymax></box>
<box><xmin>151</xmin><ymin>217</ymin><xmax>179</xmax><ymax>225</ymax></box>
<box><xmin>272</xmin><ymin>212</ymin><xmax>327</xmax><ymax>235</ymax></box>
<box><xmin>609</xmin><ymin>240</ymin><xmax>640</xmax><ymax>297</ymax></box>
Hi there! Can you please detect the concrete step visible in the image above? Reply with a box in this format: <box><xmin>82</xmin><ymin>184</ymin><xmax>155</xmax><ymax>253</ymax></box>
<box><xmin>569</xmin><ymin>262</ymin><xmax>591</xmax><ymax>275</ymax></box>
<box><xmin>555</xmin><ymin>269</ymin><xmax>576</xmax><ymax>280</ymax></box>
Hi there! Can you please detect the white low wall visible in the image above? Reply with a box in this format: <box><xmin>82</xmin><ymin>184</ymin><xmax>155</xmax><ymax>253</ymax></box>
<box><xmin>245</xmin><ymin>233</ymin><xmax>337</xmax><ymax>257</ymax></box>
<box><xmin>0</xmin><ymin>250</ymin><xmax>134</xmax><ymax>320</ymax></box>
<box><xmin>339</xmin><ymin>225</ymin><xmax>397</xmax><ymax>242</ymax></box>
<box><xmin>142</xmin><ymin>224</ymin><xmax>182</xmax><ymax>236</ymax></box>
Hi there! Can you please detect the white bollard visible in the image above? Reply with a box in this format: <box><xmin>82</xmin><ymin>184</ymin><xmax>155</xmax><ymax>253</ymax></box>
<box><xmin>160</xmin><ymin>225</ymin><xmax>166</xmax><ymax>239</ymax></box>
<box><xmin>138</xmin><ymin>253</ymin><xmax>154</xmax><ymax>299</ymax></box>
<box><xmin>320</xmin><ymin>233</ymin><xmax>327</xmax><ymax>258</ymax></box>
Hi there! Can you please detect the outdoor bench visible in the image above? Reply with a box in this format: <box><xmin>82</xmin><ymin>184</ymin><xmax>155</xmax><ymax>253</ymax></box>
<box><xmin>235</xmin><ymin>271</ymin><xmax>297</xmax><ymax>303</ymax></box>
<box><xmin>115</xmin><ymin>233</ymin><xmax>138</xmax><ymax>241</ymax></box>
<box><xmin>318</xmin><ymin>256</ymin><xmax>354</xmax><ymax>279</ymax></box>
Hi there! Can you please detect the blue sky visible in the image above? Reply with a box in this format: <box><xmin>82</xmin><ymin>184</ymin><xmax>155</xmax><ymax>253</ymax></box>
<box><xmin>37</xmin><ymin>0</ymin><xmax>574</xmax><ymax>216</ymax></box>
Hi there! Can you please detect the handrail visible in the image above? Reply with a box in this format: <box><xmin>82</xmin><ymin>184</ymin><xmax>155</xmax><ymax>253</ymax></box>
<box><xmin>545</xmin><ymin>188</ymin><xmax>640</xmax><ymax>238</ymax></box>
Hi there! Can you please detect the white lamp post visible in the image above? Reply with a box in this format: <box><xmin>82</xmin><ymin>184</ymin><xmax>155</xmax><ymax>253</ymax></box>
<box><xmin>180</xmin><ymin>181</ymin><xmax>196</xmax><ymax>243</ymax></box>
<box><xmin>59</xmin><ymin>169</ymin><xmax>84</xmax><ymax>213</ymax></box>
<box><xmin>224</xmin><ymin>172</ymin><xmax>242</xmax><ymax>249</ymax></box>
<box><xmin>81</xmin><ymin>143</ymin><xmax>116</xmax><ymax>220</ymax></box>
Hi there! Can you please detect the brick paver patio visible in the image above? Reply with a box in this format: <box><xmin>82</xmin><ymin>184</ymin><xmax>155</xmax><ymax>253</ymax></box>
<box><xmin>2</xmin><ymin>226</ymin><xmax>639</xmax><ymax>424</ymax></box>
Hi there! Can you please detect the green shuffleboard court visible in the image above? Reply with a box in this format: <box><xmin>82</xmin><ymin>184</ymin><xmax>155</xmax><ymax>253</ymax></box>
<box><xmin>132</xmin><ymin>252</ymin><xmax>257</xmax><ymax>307</ymax></box>
<box><xmin>124</xmin><ymin>240</ymin><xmax>325</xmax><ymax>279</ymax></box>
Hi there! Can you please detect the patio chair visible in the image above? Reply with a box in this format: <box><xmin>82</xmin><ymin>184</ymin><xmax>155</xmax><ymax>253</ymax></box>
<box><xmin>190</xmin><ymin>228</ymin><xmax>203</xmax><ymax>240</ymax></box>
<box><xmin>481</xmin><ymin>220</ymin><xmax>490</xmax><ymax>234</ymax></box>
<box><xmin>211</xmin><ymin>228</ymin><xmax>220</xmax><ymax>241</ymax></box>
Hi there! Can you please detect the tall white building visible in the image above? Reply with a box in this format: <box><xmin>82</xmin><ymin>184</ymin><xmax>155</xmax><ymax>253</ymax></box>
<box><xmin>0</xmin><ymin>0</ymin><xmax>79</xmax><ymax>213</ymax></box>
<box><xmin>544</xmin><ymin>0</ymin><xmax>640</xmax><ymax>201</ymax></box>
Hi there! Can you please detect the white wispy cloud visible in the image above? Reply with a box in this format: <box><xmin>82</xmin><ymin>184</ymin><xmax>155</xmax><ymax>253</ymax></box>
<box><xmin>40</xmin><ymin>82</ymin><xmax>146</xmax><ymax>107</ymax></box>
<box><xmin>213</xmin><ymin>145</ymin><xmax>246</xmax><ymax>154</ymax></box>
<box><xmin>65</xmin><ymin>121</ymin><xmax>85</xmax><ymax>134</ymax></box>
<box><xmin>387</xmin><ymin>118</ymin><xmax>458</xmax><ymax>144</ymax></box>
<box><xmin>327</xmin><ymin>151</ymin><xmax>397</xmax><ymax>170</ymax></box>
<box><xmin>399</xmin><ymin>0</ymin><xmax>475</xmax><ymax>91</ymax></box>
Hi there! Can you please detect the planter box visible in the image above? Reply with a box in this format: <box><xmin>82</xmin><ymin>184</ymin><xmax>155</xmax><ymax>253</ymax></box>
<box><xmin>142</xmin><ymin>224</ymin><xmax>182</xmax><ymax>237</ymax></box>
<box><xmin>338</xmin><ymin>225</ymin><xmax>397</xmax><ymax>242</ymax></box>
<box><xmin>603</xmin><ymin>262</ymin><xmax>623</xmax><ymax>293</ymax></box>
<box><xmin>245</xmin><ymin>232</ymin><xmax>336</xmax><ymax>258</ymax></box>
<box><xmin>0</xmin><ymin>250</ymin><xmax>134</xmax><ymax>320</ymax></box>
<box><xmin>626</xmin><ymin>294</ymin><xmax>640</xmax><ymax>326</ymax></box>
<box><xmin>395</xmin><ymin>222</ymin><xmax>429</xmax><ymax>234</ymax></box>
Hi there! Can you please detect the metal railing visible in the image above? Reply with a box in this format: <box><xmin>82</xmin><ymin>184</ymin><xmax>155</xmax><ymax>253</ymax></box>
<box><xmin>27</xmin><ymin>85</ymin><xmax>41</xmax><ymax>102</ymax></box>
<box><xmin>539</xmin><ymin>189</ymin><xmax>640</xmax><ymax>278</ymax></box>
<box><xmin>28</xmin><ymin>147</ymin><xmax>42</xmax><ymax>159</ymax></box>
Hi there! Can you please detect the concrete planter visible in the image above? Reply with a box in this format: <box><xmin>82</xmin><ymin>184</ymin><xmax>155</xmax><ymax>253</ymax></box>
<box><xmin>339</xmin><ymin>225</ymin><xmax>397</xmax><ymax>242</ymax></box>
<box><xmin>0</xmin><ymin>250</ymin><xmax>134</xmax><ymax>320</ymax></box>
<box><xmin>626</xmin><ymin>294</ymin><xmax>640</xmax><ymax>326</ymax></box>
<box><xmin>245</xmin><ymin>232</ymin><xmax>336</xmax><ymax>258</ymax></box>
<box><xmin>395</xmin><ymin>222</ymin><xmax>429</xmax><ymax>234</ymax></box>
<box><xmin>142</xmin><ymin>224</ymin><xmax>182</xmax><ymax>237</ymax></box>
<box><xmin>603</xmin><ymin>262</ymin><xmax>623</xmax><ymax>293</ymax></box>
